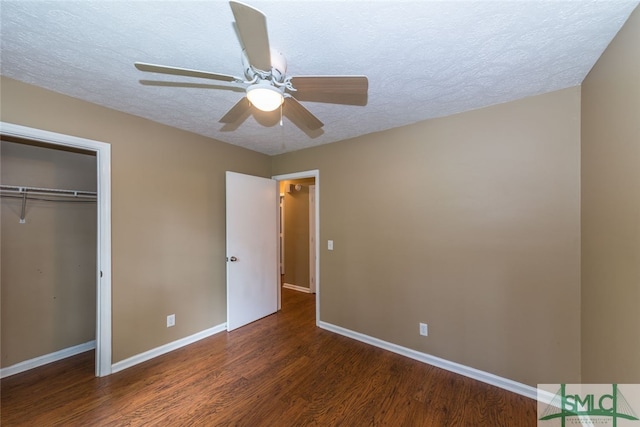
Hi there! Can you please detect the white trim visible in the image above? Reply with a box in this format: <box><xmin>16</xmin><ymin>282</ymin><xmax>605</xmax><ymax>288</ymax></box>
<box><xmin>0</xmin><ymin>341</ymin><xmax>96</xmax><ymax>379</ymax></box>
<box><xmin>318</xmin><ymin>321</ymin><xmax>538</xmax><ymax>400</ymax></box>
<box><xmin>283</xmin><ymin>283</ymin><xmax>312</xmax><ymax>293</ymax></box>
<box><xmin>279</xmin><ymin>193</ymin><xmax>285</xmax><ymax>277</ymax></box>
<box><xmin>111</xmin><ymin>323</ymin><xmax>226</xmax><ymax>374</ymax></box>
<box><xmin>0</xmin><ymin>122</ymin><xmax>112</xmax><ymax>377</ymax></box>
<box><xmin>272</xmin><ymin>170</ymin><xmax>320</xmax><ymax>326</ymax></box>
<box><xmin>536</xmin><ymin>388</ymin><xmax>559</xmax><ymax>406</ymax></box>
<box><xmin>308</xmin><ymin>185</ymin><xmax>316</xmax><ymax>294</ymax></box>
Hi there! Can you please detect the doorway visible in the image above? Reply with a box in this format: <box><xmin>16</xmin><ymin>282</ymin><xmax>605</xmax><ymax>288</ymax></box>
<box><xmin>0</xmin><ymin>122</ymin><xmax>112</xmax><ymax>377</ymax></box>
<box><xmin>272</xmin><ymin>170</ymin><xmax>319</xmax><ymax>325</ymax></box>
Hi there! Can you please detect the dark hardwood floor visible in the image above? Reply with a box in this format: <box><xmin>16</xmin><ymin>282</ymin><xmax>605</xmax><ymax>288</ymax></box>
<box><xmin>1</xmin><ymin>289</ymin><xmax>537</xmax><ymax>426</ymax></box>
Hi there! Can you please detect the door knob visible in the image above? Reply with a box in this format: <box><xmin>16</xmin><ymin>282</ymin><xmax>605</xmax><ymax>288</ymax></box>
<box><xmin>228</xmin><ymin>256</ymin><xmax>238</xmax><ymax>262</ymax></box>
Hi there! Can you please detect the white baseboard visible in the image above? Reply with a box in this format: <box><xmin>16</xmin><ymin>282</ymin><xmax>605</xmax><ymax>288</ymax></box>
<box><xmin>318</xmin><ymin>321</ymin><xmax>538</xmax><ymax>400</ymax></box>
<box><xmin>0</xmin><ymin>340</ymin><xmax>96</xmax><ymax>379</ymax></box>
<box><xmin>111</xmin><ymin>323</ymin><xmax>226</xmax><ymax>374</ymax></box>
<box><xmin>283</xmin><ymin>283</ymin><xmax>312</xmax><ymax>293</ymax></box>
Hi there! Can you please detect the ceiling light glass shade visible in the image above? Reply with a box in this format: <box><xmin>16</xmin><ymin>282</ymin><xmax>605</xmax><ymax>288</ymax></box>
<box><xmin>246</xmin><ymin>83</ymin><xmax>284</xmax><ymax>112</ymax></box>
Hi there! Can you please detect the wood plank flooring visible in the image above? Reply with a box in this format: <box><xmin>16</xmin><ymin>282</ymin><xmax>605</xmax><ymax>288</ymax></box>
<box><xmin>1</xmin><ymin>289</ymin><xmax>537</xmax><ymax>426</ymax></box>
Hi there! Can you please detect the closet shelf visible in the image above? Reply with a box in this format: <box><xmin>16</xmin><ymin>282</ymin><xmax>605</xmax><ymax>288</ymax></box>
<box><xmin>0</xmin><ymin>184</ymin><xmax>97</xmax><ymax>224</ymax></box>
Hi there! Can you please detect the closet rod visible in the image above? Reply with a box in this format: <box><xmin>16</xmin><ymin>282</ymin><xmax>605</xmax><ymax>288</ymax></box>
<box><xmin>0</xmin><ymin>184</ymin><xmax>96</xmax><ymax>198</ymax></box>
<box><xmin>0</xmin><ymin>184</ymin><xmax>96</xmax><ymax>224</ymax></box>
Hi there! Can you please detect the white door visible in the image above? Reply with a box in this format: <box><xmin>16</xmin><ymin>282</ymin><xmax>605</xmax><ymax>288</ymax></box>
<box><xmin>226</xmin><ymin>171</ymin><xmax>278</xmax><ymax>331</ymax></box>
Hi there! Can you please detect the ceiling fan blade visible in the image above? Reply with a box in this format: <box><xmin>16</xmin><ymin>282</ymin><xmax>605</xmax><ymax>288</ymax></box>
<box><xmin>135</xmin><ymin>62</ymin><xmax>242</xmax><ymax>83</ymax></box>
<box><xmin>219</xmin><ymin>97</ymin><xmax>252</xmax><ymax>124</ymax></box>
<box><xmin>139</xmin><ymin>80</ymin><xmax>246</xmax><ymax>93</ymax></box>
<box><xmin>292</xmin><ymin>91</ymin><xmax>368</xmax><ymax>106</ymax></box>
<box><xmin>284</xmin><ymin>97</ymin><xmax>323</xmax><ymax>131</ymax></box>
<box><xmin>229</xmin><ymin>1</ymin><xmax>271</xmax><ymax>71</ymax></box>
<box><xmin>290</xmin><ymin>76</ymin><xmax>369</xmax><ymax>95</ymax></box>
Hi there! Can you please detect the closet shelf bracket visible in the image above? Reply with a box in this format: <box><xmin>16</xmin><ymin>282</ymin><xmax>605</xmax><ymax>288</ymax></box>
<box><xmin>20</xmin><ymin>189</ymin><xmax>27</xmax><ymax>224</ymax></box>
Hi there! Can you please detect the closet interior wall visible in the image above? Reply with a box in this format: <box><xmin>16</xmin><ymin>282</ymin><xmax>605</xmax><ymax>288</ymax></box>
<box><xmin>0</xmin><ymin>138</ymin><xmax>97</xmax><ymax>368</ymax></box>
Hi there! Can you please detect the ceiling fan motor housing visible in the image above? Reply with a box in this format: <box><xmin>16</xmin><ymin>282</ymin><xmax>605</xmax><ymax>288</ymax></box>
<box><xmin>242</xmin><ymin>49</ymin><xmax>287</xmax><ymax>83</ymax></box>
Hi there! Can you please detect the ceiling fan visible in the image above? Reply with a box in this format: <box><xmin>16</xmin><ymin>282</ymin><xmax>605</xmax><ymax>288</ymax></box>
<box><xmin>134</xmin><ymin>1</ymin><xmax>368</xmax><ymax>132</ymax></box>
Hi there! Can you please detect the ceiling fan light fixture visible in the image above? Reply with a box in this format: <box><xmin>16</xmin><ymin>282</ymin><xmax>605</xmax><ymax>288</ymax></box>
<box><xmin>246</xmin><ymin>82</ymin><xmax>284</xmax><ymax>112</ymax></box>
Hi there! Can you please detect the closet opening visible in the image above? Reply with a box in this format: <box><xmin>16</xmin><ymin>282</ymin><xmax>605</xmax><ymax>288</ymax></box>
<box><xmin>0</xmin><ymin>123</ymin><xmax>112</xmax><ymax>378</ymax></box>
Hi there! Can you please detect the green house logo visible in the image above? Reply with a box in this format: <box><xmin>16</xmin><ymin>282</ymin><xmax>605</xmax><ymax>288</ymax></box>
<box><xmin>539</xmin><ymin>384</ymin><xmax>639</xmax><ymax>427</ymax></box>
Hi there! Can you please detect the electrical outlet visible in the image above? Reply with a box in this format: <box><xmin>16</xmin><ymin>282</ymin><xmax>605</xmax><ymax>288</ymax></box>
<box><xmin>167</xmin><ymin>314</ymin><xmax>175</xmax><ymax>328</ymax></box>
<box><xmin>419</xmin><ymin>322</ymin><xmax>428</xmax><ymax>336</ymax></box>
<box><xmin>328</xmin><ymin>240</ymin><xmax>334</xmax><ymax>250</ymax></box>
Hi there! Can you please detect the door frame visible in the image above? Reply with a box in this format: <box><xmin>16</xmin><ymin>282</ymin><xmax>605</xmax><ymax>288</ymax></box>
<box><xmin>0</xmin><ymin>122</ymin><xmax>112</xmax><ymax>377</ymax></box>
<box><xmin>272</xmin><ymin>170</ymin><xmax>319</xmax><ymax>325</ymax></box>
<box><xmin>279</xmin><ymin>193</ymin><xmax>285</xmax><ymax>275</ymax></box>
<box><xmin>308</xmin><ymin>184</ymin><xmax>316</xmax><ymax>294</ymax></box>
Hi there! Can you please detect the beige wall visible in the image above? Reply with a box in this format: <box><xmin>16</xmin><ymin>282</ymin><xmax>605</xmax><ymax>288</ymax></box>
<box><xmin>281</xmin><ymin>178</ymin><xmax>315</xmax><ymax>288</ymax></box>
<box><xmin>581</xmin><ymin>6</ymin><xmax>640</xmax><ymax>383</ymax></box>
<box><xmin>273</xmin><ymin>87</ymin><xmax>582</xmax><ymax>386</ymax></box>
<box><xmin>1</xmin><ymin>140</ymin><xmax>97</xmax><ymax>367</ymax></box>
<box><xmin>0</xmin><ymin>77</ymin><xmax>271</xmax><ymax>363</ymax></box>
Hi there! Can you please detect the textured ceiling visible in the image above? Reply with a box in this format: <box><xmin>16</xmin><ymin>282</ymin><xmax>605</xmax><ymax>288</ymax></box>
<box><xmin>1</xmin><ymin>1</ymin><xmax>638</xmax><ymax>155</ymax></box>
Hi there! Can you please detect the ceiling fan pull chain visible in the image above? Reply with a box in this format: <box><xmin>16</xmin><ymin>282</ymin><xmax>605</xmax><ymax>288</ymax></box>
<box><xmin>280</xmin><ymin>103</ymin><xmax>283</xmax><ymax>127</ymax></box>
